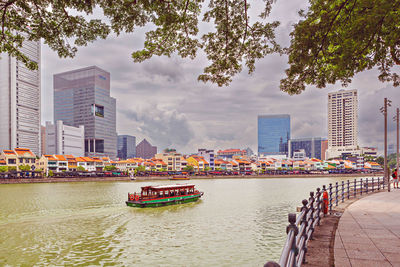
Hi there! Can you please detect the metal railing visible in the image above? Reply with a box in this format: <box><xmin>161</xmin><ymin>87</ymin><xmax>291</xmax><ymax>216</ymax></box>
<box><xmin>273</xmin><ymin>177</ymin><xmax>385</xmax><ymax>267</ymax></box>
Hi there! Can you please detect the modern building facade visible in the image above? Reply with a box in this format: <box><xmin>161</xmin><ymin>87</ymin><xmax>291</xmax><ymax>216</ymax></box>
<box><xmin>288</xmin><ymin>137</ymin><xmax>324</xmax><ymax>159</ymax></box>
<box><xmin>197</xmin><ymin>149</ymin><xmax>215</xmax><ymax>170</ymax></box>
<box><xmin>53</xmin><ymin>66</ymin><xmax>117</xmax><ymax>158</ymax></box>
<box><xmin>0</xmin><ymin>34</ymin><xmax>41</xmax><ymax>155</ymax></box>
<box><xmin>326</xmin><ymin>89</ymin><xmax>359</xmax><ymax>159</ymax></box>
<box><xmin>41</xmin><ymin>126</ymin><xmax>46</xmax><ymax>155</ymax></box>
<box><xmin>258</xmin><ymin>114</ymin><xmax>291</xmax><ymax>156</ymax></box>
<box><xmin>117</xmin><ymin>135</ymin><xmax>136</xmax><ymax>160</ymax></box>
<box><xmin>321</xmin><ymin>140</ymin><xmax>328</xmax><ymax>160</ymax></box>
<box><xmin>136</xmin><ymin>139</ymin><xmax>157</xmax><ymax>159</ymax></box>
<box><xmin>45</xmin><ymin>121</ymin><xmax>85</xmax><ymax>156</ymax></box>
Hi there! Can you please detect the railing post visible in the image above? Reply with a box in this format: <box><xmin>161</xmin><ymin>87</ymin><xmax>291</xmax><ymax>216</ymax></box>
<box><xmin>301</xmin><ymin>199</ymin><xmax>309</xmax><ymax>264</ymax></box>
<box><xmin>377</xmin><ymin>177</ymin><xmax>380</xmax><ymax>190</ymax></box>
<box><xmin>366</xmin><ymin>177</ymin><xmax>369</xmax><ymax>193</ymax></box>
<box><xmin>316</xmin><ymin>188</ymin><xmax>321</xmax><ymax>226</ymax></box>
<box><xmin>335</xmin><ymin>182</ymin><xmax>339</xmax><ymax>206</ymax></box>
<box><xmin>308</xmin><ymin>192</ymin><xmax>315</xmax><ymax>240</ymax></box>
<box><xmin>347</xmin><ymin>180</ymin><xmax>350</xmax><ymax>199</ymax></box>
<box><xmin>329</xmin><ymin>183</ymin><xmax>333</xmax><ymax>213</ymax></box>
<box><xmin>341</xmin><ymin>181</ymin><xmax>345</xmax><ymax>203</ymax></box>
<box><xmin>354</xmin><ymin>178</ymin><xmax>357</xmax><ymax>198</ymax></box>
<box><xmin>360</xmin><ymin>178</ymin><xmax>363</xmax><ymax>195</ymax></box>
<box><xmin>287</xmin><ymin>213</ymin><xmax>298</xmax><ymax>264</ymax></box>
<box><xmin>322</xmin><ymin>185</ymin><xmax>327</xmax><ymax>217</ymax></box>
<box><xmin>372</xmin><ymin>177</ymin><xmax>375</xmax><ymax>192</ymax></box>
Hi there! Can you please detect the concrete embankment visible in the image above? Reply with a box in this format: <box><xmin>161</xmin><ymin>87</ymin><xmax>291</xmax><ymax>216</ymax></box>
<box><xmin>0</xmin><ymin>172</ymin><xmax>382</xmax><ymax>184</ymax></box>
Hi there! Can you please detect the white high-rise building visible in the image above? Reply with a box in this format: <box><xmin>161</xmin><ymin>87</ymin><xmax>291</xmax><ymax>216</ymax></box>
<box><xmin>326</xmin><ymin>89</ymin><xmax>360</xmax><ymax>159</ymax></box>
<box><xmin>46</xmin><ymin>121</ymin><xmax>84</xmax><ymax>156</ymax></box>
<box><xmin>0</xmin><ymin>34</ymin><xmax>41</xmax><ymax>155</ymax></box>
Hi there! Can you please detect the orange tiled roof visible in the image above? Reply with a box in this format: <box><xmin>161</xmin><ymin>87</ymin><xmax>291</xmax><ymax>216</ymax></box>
<box><xmin>64</xmin><ymin>155</ymin><xmax>75</xmax><ymax>159</ymax></box>
<box><xmin>91</xmin><ymin>157</ymin><xmax>103</xmax><ymax>163</ymax></box>
<box><xmin>0</xmin><ymin>159</ymin><xmax>6</xmax><ymax>164</ymax></box>
<box><xmin>54</xmin><ymin>155</ymin><xmax>67</xmax><ymax>161</ymax></box>
<box><xmin>3</xmin><ymin>150</ymin><xmax>15</xmax><ymax>155</ymax></box>
<box><xmin>14</xmin><ymin>148</ymin><xmax>35</xmax><ymax>157</ymax></box>
<box><xmin>76</xmin><ymin>157</ymin><xmax>94</xmax><ymax>162</ymax></box>
<box><xmin>44</xmin><ymin>155</ymin><xmax>57</xmax><ymax>161</ymax></box>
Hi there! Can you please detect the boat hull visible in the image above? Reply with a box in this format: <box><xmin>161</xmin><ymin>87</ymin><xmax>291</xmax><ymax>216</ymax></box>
<box><xmin>126</xmin><ymin>193</ymin><xmax>203</xmax><ymax>208</ymax></box>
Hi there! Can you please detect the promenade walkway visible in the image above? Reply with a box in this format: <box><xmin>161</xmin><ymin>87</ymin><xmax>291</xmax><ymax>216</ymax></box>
<box><xmin>334</xmin><ymin>189</ymin><xmax>400</xmax><ymax>267</ymax></box>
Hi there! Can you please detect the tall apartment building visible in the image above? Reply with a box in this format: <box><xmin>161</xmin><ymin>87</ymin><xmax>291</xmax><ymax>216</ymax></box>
<box><xmin>326</xmin><ymin>89</ymin><xmax>360</xmax><ymax>159</ymax></box>
<box><xmin>117</xmin><ymin>135</ymin><xmax>136</xmax><ymax>159</ymax></box>
<box><xmin>53</xmin><ymin>66</ymin><xmax>117</xmax><ymax>158</ymax></box>
<box><xmin>0</xmin><ymin>34</ymin><xmax>41</xmax><ymax>155</ymax></box>
<box><xmin>45</xmin><ymin>121</ymin><xmax>84</xmax><ymax>156</ymax></box>
<box><xmin>258</xmin><ymin>114</ymin><xmax>291</xmax><ymax>156</ymax></box>
<box><xmin>136</xmin><ymin>139</ymin><xmax>157</xmax><ymax>159</ymax></box>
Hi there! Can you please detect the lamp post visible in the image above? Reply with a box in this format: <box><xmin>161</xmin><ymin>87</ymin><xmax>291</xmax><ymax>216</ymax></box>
<box><xmin>380</xmin><ymin>98</ymin><xmax>392</xmax><ymax>192</ymax></box>
<box><xmin>394</xmin><ymin>108</ymin><xmax>399</xmax><ymax>185</ymax></box>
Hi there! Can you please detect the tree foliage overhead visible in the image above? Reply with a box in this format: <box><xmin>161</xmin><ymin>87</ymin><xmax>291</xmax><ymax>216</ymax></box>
<box><xmin>1</xmin><ymin>0</ymin><xmax>280</xmax><ymax>86</ymax></box>
<box><xmin>281</xmin><ymin>0</ymin><xmax>400</xmax><ymax>95</ymax></box>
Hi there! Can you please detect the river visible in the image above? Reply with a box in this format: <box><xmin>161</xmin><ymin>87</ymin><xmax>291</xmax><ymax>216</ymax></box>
<box><xmin>0</xmin><ymin>177</ymin><xmax>360</xmax><ymax>266</ymax></box>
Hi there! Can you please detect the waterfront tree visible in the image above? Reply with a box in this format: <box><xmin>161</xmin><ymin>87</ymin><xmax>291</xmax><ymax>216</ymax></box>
<box><xmin>104</xmin><ymin>165</ymin><xmax>117</xmax><ymax>171</ymax></box>
<box><xmin>183</xmin><ymin>165</ymin><xmax>194</xmax><ymax>172</ymax></box>
<box><xmin>1</xmin><ymin>0</ymin><xmax>279</xmax><ymax>87</ymax></box>
<box><xmin>19</xmin><ymin>164</ymin><xmax>31</xmax><ymax>171</ymax></box>
<box><xmin>0</xmin><ymin>166</ymin><xmax>7</xmax><ymax>172</ymax></box>
<box><xmin>4</xmin><ymin>1</ymin><xmax>399</xmax><ymax>90</ymax></box>
<box><xmin>281</xmin><ymin>0</ymin><xmax>400</xmax><ymax>94</ymax></box>
<box><xmin>77</xmin><ymin>166</ymin><xmax>86</xmax><ymax>172</ymax></box>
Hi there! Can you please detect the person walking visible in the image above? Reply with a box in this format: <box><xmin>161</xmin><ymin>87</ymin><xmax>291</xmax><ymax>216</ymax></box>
<box><xmin>392</xmin><ymin>169</ymin><xmax>398</xmax><ymax>189</ymax></box>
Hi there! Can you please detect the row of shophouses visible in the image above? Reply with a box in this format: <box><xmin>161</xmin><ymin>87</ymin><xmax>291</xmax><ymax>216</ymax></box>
<box><xmin>0</xmin><ymin>148</ymin><xmax>382</xmax><ymax>173</ymax></box>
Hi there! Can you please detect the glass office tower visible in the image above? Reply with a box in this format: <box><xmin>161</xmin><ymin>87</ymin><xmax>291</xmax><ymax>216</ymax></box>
<box><xmin>54</xmin><ymin>66</ymin><xmax>117</xmax><ymax>159</ymax></box>
<box><xmin>258</xmin><ymin>114</ymin><xmax>291</xmax><ymax>156</ymax></box>
<box><xmin>117</xmin><ymin>135</ymin><xmax>136</xmax><ymax>160</ymax></box>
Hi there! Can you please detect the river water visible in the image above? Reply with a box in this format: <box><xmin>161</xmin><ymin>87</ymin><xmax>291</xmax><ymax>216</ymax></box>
<box><xmin>0</xmin><ymin>177</ymin><xmax>359</xmax><ymax>266</ymax></box>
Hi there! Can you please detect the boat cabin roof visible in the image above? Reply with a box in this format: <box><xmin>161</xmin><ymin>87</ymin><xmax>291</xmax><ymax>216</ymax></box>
<box><xmin>141</xmin><ymin>184</ymin><xmax>195</xmax><ymax>191</ymax></box>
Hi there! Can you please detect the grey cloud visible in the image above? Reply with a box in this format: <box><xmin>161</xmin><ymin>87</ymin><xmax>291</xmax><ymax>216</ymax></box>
<box><xmin>121</xmin><ymin>105</ymin><xmax>194</xmax><ymax>151</ymax></box>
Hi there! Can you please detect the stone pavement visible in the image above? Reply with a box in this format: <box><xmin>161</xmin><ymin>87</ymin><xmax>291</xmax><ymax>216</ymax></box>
<box><xmin>334</xmin><ymin>189</ymin><xmax>400</xmax><ymax>267</ymax></box>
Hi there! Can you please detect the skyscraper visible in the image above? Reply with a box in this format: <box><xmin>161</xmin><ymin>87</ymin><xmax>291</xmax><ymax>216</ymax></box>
<box><xmin>0</xmin><ymin>34</ymin><xmax>41</xmax><ymax>155</ymax></box>
<box><xmin>258</xmin><ymin>114</ymin><xmax>291</xmax><ymax>156</ymax></box>
<box><xmin>53</xmin><ymin>66</ymin><xmax>117</xmax><ymax>158</ymax></box>
<box><xmin>326</xmin><ymin>89</ymin><xmax>359</xmax><ymax>159</ymax></box>
<box><xmin>117</xmin><ymin>135</ymin><xmax>136</xmax><ymax>159</ymax></box>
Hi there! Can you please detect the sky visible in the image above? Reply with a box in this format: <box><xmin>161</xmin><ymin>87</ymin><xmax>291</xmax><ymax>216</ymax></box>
<box><xmin>41</xmin><ymin>0</ymin><xmax>399</xmax><ymax>155</ymax></box>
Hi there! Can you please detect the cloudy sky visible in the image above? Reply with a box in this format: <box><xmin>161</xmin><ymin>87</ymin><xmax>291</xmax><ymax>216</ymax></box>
<box><xmin>41</xmin><ymin>0</ymin><xmax>399</xmax><ymax>155</ymax></box>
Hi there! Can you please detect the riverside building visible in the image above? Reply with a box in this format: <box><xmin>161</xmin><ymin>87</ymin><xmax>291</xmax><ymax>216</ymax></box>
<box><xmin>0</xmin><ymin>33</ymin><xmax>41</xmax><ymax>155</ymax></box>
<box><xmin>45</xmin><ymin>121</ymin><xmax>84</xmax><ymax>156</ymax></box>
<box><xmin>257</xmin><ymin>114</ymin><xmax>291</xmax><ymax>156</ymax></box>
<box><xmin>53</xmin><ymin>66</ymin><xmax>117</xmax><ymax>159</ymax></box>
<box><xmin>326</xmin><ymin>89</ymin><xmax>360</xmax><ymax>159</ymax></box>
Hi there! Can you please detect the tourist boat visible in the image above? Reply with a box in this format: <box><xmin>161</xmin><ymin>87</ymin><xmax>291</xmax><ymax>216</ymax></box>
<box><xmin>169</xmin><ymin>175</ymin><xmax>190</xmax><ymax>180</ymax></box>
<box><xmin>126</xmin><ymin>184</ymin><xmax>203</xmax><ymax>208</ymax></box>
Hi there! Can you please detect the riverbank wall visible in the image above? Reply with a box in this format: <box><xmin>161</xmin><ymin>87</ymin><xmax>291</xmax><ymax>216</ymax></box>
<box><xmin>0</xmin><ymin>172</ymin><xmax>382</xmax><ymax>184</ymax></box>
